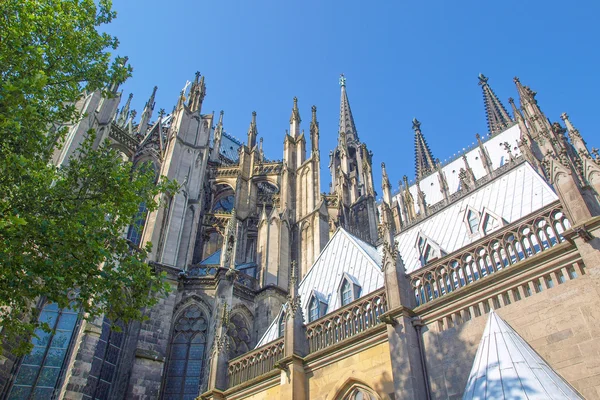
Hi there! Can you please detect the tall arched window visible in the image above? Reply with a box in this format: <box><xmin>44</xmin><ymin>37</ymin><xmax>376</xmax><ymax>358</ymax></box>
<box><xmin>7</xmin><ymin>303</ymin><xmax>79</xmax><ymax>399</ymax></box>
<box><xmin>163</xmin><ymin>305</ymin><xmax>208</xmax><ymax>400</ymax></box>
<box><xmin>126</xmin><ymin>201</ymin><xmax>147</xmax><ymax>246</ymax></box>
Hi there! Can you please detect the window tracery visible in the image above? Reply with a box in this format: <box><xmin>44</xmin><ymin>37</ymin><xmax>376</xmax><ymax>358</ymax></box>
<box><xmin>227</xmin><ymin>313</ymin><xmax>251</xmax><ymax>358</ymax></box>
<box><xmin>164</xmin><ymin>305</ymin><xmax>208</xmax><ymax>400</ymax></box>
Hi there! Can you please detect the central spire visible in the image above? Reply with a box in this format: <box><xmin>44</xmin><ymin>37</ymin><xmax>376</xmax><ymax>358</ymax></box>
<box><xmin>479</xmin><ymin>74</ymin><xmax>513</xmax><ymax>135</ymax></box>
<box><xmin>412</xmin><ymin>118</ymin><xmax>435</xmax><ymax>180</ymax></box>
<box><xmin>339</xmin><ymin>74</ymin><xmax>358</xmax><ymax>143</ymax></box>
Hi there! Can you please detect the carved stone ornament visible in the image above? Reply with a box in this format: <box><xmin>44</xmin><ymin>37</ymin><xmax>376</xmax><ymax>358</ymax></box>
<box><xmin>285</xmin><ymin>295</ymin><xmax>302</xmax><ymax>320</ymax></box>
<box><xmin>212</xmin><ymin>334</ymin><xmax>230</xmax><ymax>354</ymax></box>
<box><xmin>382</xmin><ymin>240</ymin><xmax>400</xmax><ymax>269</ymax></box>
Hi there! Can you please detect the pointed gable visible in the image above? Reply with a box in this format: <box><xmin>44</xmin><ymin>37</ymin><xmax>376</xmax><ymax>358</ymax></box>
<box><xmin>463</xmin><ymin>311</ymin><xmax>583</xmax><ymax>400</ymax></box>
<box><xmin>255</xmin><ymin>227</ymin><xmax>383</xmax><ymax>347</ymax></box>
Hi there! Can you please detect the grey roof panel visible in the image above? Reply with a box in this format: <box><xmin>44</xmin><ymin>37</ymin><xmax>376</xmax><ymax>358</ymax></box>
<box><xmin>463</xmin><ymin>311</ymin><xmax>583</xmax><ymax>400</ymax></box>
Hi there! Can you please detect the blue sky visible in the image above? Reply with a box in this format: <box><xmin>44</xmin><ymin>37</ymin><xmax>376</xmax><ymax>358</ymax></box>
<box><xmin>108</xmin><ymin>0</ymin><xmax>600</xmax><ymax>197</ymax></box>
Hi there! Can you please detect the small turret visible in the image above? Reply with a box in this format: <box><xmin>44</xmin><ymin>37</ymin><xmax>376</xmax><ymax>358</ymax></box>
<box><xmin>247</xmin><ymin>111</ymin><xmax>258</xmax><ymax>149</ymax></box>
<box><xmin>412</xmin><ymin>118</ymin><xmax>436</xmax><ymax>180</ymax></box>
<box><xmin>289</xmin><ymin>97</ymin><xmax>301</xmax><ymax>138</ymax></box>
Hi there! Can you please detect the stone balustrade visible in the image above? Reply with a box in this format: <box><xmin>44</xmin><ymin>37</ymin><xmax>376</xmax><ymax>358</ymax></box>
<box><xmin>227</xmin><ymin>338</ymin><xmax>284</xmax><ymax>388</ymax></box>
<box><xmin>409</xmin><ymin>200</ymin><xmax>570</xmax><ymax>306</ymax></box>
<box><xmin>306</xmin><ymin>289</ymin><xmax>387</xmax><ymax>353</ymax></box>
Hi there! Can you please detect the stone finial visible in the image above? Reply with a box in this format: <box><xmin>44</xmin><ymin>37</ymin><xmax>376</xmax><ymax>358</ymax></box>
<box><xmin>339</xmin><ymin>73</ymin><xmax>346</xmax><ymax>87</ymax></box>
<box><xmin>412</xmin><ymin>118</ymin><xmax>421</xmax><ymax>131</ymax></box>
<box><xmin>478</xmin><ymin>73</ymin><xmax>489</xmax><ymax>85</ymax></box>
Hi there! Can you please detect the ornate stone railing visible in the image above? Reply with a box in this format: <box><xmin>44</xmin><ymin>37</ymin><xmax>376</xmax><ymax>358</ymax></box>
<box><xmin>202</xmin><ymin>212</ymin><xmax>232</xmax><ymax>228</ymax></box>
<box><xmin>215</xmin><ymin>166</ymin><xmax>240</xmax><ymax>178</ymax></box>
<box><xmin>227</xmin><ymin>338</ymin><xmax>284</xmax><ymax>388</ymax></box>
<box><xmin>306</xmin><ymin>289</ymin><xmax>387</xmax><ymax>353</ymax></box>
<box><xmin>109</xmin><ymin>122</ymin><xmax>139</xmax><ymax>150</ymax></box>
<box><xmin>253</xmin><ymin>162</ymin><xmax>282</xmax><ymax>176</ymax></box>
<box><xmin>410</xmin><ymin>201</ymin><xmax>570</xmax><ymax>306</ymax></box>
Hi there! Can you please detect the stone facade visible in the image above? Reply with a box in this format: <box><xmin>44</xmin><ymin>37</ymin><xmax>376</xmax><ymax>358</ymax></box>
<box><xmin>2</xmin><ymin>73</ymin><xmax>600</xmax><ymax>400</ymax></box>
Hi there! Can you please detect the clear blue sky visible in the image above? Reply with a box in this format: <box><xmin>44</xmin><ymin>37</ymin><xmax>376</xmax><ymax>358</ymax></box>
<box><xmin>108</xmin><ymin>0</ymin><xmax>600</xmax><ymax>197</ymax></box>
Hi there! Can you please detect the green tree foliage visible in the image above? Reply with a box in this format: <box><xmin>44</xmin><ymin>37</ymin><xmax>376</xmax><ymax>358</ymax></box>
<box><xmin>0</xmin><ymin>0</ymin><xmax>174</xmax><ymax>353</ymax></box>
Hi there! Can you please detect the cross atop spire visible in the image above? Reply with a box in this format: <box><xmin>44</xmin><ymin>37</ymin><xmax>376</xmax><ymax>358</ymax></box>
<box><xmin>339</xmin><ymin>74</ymin><xmax>358</xmax><ymax>143</ymax></box>
<box><xmin>412</xmin><ymin>118</ymin><xmax>436</xmax><ymax>180</ymax></box>
<box><xmin>478</xmin><ymin>74</ymin><xmax>513</xmax><ymax>135</ymax></box>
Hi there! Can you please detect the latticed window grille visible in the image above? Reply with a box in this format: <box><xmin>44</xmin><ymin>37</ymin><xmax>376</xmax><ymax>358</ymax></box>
<box><xmin>163</xmin><ymin>305</ymin><xmax>208</xmax><ymax>400</ymax></box>
<box><xmin>8</xmin><ymin>303</ymin><xmax>79</xmax><ymax>400</ymax></box>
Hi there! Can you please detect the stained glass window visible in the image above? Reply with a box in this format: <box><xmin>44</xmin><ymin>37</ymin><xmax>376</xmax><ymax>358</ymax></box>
<box><xmin>126</xmin><ymin>201</ymin><xmax>147</xmax><ymax>246</ymax></box>
<box><xmin>82</xmin><ymin>319</ymin><xmax>125</xmax><ymax>400</ymax></box>
<box><xmin>8</xmin><ymin>303</ymin><xmax>79</xmax><ymax>400</ymax></box>
<box><xmin>163</xmin><ymin>305</ymin><xmax>207</xmax><ymax>400</ymax></box>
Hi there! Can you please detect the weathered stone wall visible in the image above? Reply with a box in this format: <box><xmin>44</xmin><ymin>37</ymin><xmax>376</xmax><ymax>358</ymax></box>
<box><xmin>126</xmin><ymin>279</ymin><xmax>179</xmax><ymax>399</ymax></box>
<box><xmin>422</xmin><ymin>268</ymin><xmax>600</xmax><ymax>399</ymax></box>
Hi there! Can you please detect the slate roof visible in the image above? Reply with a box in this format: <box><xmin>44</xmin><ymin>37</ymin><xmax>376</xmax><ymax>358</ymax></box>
<box><xmin>392</xmin><ymin>162</ymin><xmax>558</xmax><ymax>273</ymax></box>
<box><xmin>256</xmin><ymin>228</ymin><xmax>383</xmax><ymax>347</ymax></box>
<box><xmin>463</xmin><ymin>311</ymin><xmax>583</xmax><ymax>400</ymax></box>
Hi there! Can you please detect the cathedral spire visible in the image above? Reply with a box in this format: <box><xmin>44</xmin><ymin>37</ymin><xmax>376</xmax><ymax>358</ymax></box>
<box><xmin>117</xmin><ymin>93</ymin><xmax>133</xmax><ymax>127</ymax></box>
<box><xmin>137</xmin><ymin>86</ymin><xmax>157</xmax><ymax>136</ymax></box>
<box><xmin>478</xmin><ymin>74</ymin><xmax>513</xmax><ymax>135</ymax></box>
<box><xmin>248</xmin><ymin>111</ymin><xmax>258</xmax><ymax>149</ymax></box>
<box><xmin>289</xmin><ymin>97</ymin><xmax>301</xmax><ymax>137</ymax></box>
<box><xmin>412</xmin><ymin>118</ymin><xmax>435</xmax><ymax>180</ymax></box>
<box><xmin>339</xmin><ymin>74</ymin><xmax>358</xmax><ymax>143</ymax></box>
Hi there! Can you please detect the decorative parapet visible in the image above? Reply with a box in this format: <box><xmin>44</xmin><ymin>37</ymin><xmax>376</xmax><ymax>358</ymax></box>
<box><xmin>227</xmin><ymin>338</ymin><xmax>284</xmax><ymax>388</ymax></box>
<box><xmin>202</xmin><ymin>212</ymin><xmax>233</xmax><ymax>229</ymax></box>
<box><xmin>409</xmin><ymin>201</ymin><xmax>570</xmax><ymax>306</ymax></box>
<box><xmin>109</xmin><ymin>122</ymin><xmax>139</xmax><ymax>150</ymax></box>
<box><xmin>305</xmin><ymin>289</ymin><xmax>387</xmax><ymax>353</ymax></box>
<box><xmin>253</xmin><ymin>162</ymin><xmax>283</xmax><ymax>176</ymax></box>
<box><xmin>215</xmin><ymin>166</ymin><xmax>240</xmax><ymax>178</ymax></box>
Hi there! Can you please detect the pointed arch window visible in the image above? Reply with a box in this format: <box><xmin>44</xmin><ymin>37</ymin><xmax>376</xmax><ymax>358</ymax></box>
<box><xmin>415</xmin><ymin>232</ymin><xmax>446</xmax><ymax>266</ymax></box>
<box><xmin>344</xmin><ymin>387</ymin><xmax>376</xmax><ymax>400</ymax></box>
<box><xmin>7</xmin><ymin>303</ymin><xmax>79</xmax><ymax>400</ymax></box>
<box><xmin>341</xmin><ymin>280</ymin><xmax>353</xmax><ymax>306</ymax></box>
<box><xmin>480</xmin><ymin>208</ymin><xmax>505</xmax><ymax>235</ymax></box>
<box><xmin>163</xmin><ymin>305</ymin><xmax>208</xmax><ymax>400</ymax></box>
<box><xmin>339</xmin><ymin>274</ymin><xmax>361</xmax><ymax>307</ymax></box>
